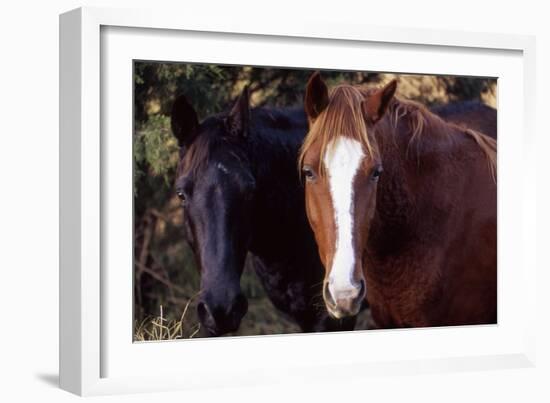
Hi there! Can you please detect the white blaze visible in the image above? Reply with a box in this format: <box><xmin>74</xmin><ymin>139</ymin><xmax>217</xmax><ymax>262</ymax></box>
<box><xmin>324</xmin><ymin>136</ymin><xmax>364</xmax><ymax>301</ymax></box>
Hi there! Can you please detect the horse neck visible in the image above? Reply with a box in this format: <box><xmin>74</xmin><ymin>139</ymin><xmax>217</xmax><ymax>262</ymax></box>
<box><xmin>247</xmin><ymin>108</ymin><xmax>305</xmax><ymax>192</ymax></box>
<box><xmin>368</xmin><ymin>112</ymin><xmax>460</xmax><ymax>258</ymax></box>
<box><xmin>245</xmin><ymin>109</ymin><xmax>314</xmax><ymax>260</ymax></box>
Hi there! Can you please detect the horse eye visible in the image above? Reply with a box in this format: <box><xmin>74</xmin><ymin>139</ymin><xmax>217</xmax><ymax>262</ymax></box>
<box><xmin>176</xmin><ymin>189</ymin><xmax>187</xmax><ymax>205</ymax></box>
<box><xmin>372</xmin><ymin>166</ymin><xmax>383</xmax><ymax>181</ymax></box>
<box><xmin>302</xmin><ymin>165</ymin><xmax>316</xmax><ymax>181</ymax></box>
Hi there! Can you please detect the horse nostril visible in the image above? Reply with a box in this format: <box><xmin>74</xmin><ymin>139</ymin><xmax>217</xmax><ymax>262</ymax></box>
<box><xmin>358</xmin><ymin>278</ymin><xmax>366</xmax><ymax>300</ymax></box>
<box><xmin>322</xmin><ymin>281</ymin><xmax>337</xmax><ymax>308</ymax></box>
<box><xmin>197</xmin><ymin>301</ymin><xmax>214</xmax><ymax>325</ymax></box>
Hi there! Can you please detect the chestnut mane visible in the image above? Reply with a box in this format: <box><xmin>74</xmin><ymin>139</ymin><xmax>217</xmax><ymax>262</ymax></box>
<box><xmin>299</xmin><ymin>85</ymin><xmax>377</xmax><ymax>178</ymax></box>
<box><xmin>299</xmin><ymin>84</ymin><xmax>497</xmax><ymax>181</ymax></box>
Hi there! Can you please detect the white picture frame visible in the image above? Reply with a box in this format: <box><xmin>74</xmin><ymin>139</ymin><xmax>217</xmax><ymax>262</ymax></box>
<box><xmin>59</xmin><ymin>6</ymin><xmax>537</xmax><ymax>396</ymax></box>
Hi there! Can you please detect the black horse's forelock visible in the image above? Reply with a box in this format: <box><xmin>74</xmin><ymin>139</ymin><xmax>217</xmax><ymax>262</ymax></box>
<box><xmin>178</xmin><ymin>117</ymin><xmax>254</xmax><ymax>180</ymax></box>
<box><xmin>179</xmin><ymin>129</ymin><xmax>224</xmax><ymax>178</ymax></box>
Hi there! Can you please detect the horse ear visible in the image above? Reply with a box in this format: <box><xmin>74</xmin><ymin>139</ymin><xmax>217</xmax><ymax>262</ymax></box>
<box><xmin>225</xmin><ymin>86</ymin><xmax>250</xmax><ymax>138</ymax></box>
<box><xmin>171</xmin><ymin>95</ymin><xmax>199</xmax><ymax>147</ymax></box>
<box><xmin>304</xmin><ymin>71</ymin><xmax>329</xmax><ymax>124</ymax></box>
<box><xmin>363</xmin><ymin>79</ymin><xmax>397</xmax><ymax>124</ymax></box>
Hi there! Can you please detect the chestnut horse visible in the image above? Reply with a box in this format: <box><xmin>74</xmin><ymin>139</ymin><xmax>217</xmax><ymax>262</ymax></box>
<box><xmin>300</xmin><ymin>72</ymin><xmax>497</xmax><ymax>327</ymax></box>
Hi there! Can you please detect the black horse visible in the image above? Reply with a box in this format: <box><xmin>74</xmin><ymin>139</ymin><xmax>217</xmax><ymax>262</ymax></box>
<box><xmin>171</xmin><ymin>87</ymin><xmax>357</xmax><ymax>336</ymax></box>
<box><xmin>431</xmin><ymin>100</ymin><xmax>497</xmax><ymax>139</ymax></box>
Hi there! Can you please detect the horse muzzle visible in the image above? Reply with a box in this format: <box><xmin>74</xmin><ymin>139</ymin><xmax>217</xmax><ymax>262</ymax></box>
<box><xmin>197</xmin><ymin>293</ymin><xmax>248</xmax><ymax>336</ymax></box>
<box><xmin>322</xmin><ymin>279</ymin><xmax>365</xmax><ymax>319</ymax></box>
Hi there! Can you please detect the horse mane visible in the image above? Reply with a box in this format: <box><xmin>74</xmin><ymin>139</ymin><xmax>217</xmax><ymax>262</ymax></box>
<box><xmin>181</xmin><ymin>107</ymin><xmax>307</xmax><ymax>178</ymax></box>
<box><xmin>461</xmin><ymin>126</ymin><xmax>497</xmax><ymax>181</ymax></box>
<box><xmin>299</xmin><ymin>85</ymin><xmax>377</xmax><ymax>178</ymax></box>
<box><xmin>300</xmin><ymin>83</ymin><xmax>496</xmax><ymax>181</ymax></box>
<box><xmin>178</xmin><ymin>119</ymin><xmax>227</xmax><ymax>178</ymax></box>
<box><xmin>383</xmin><ymin>94</ymin><xmax>496</xmax><ymax>181</ymax></box>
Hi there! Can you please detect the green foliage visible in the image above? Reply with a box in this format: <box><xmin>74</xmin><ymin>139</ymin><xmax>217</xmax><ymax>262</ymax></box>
<box><xmin>134</xmin><ymin>115</ymin><xmax>178</xmax><ymax>193</ymax></box>
<box><xmin>134</xmin><ymin>63</ymin><xmax>241</xmax><ymax>123</ymax></box>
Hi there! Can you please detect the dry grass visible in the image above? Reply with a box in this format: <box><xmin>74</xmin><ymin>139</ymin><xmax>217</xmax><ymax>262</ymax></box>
<box><xmin>134</xmin><ymin>299</ymin><xmax>376</xmax><ymax>341</ymax></box>
<box><xmin>134</xmin><ymin>297</ymin><xmax>201</xmax><ymax>341</ymax></box>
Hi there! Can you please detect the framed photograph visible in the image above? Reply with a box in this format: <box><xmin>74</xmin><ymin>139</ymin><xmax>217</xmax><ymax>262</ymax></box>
<box><xmin>59</xmin><ymin>6</ymin><xmax>537</xmax><ymax>396</ymax></box>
